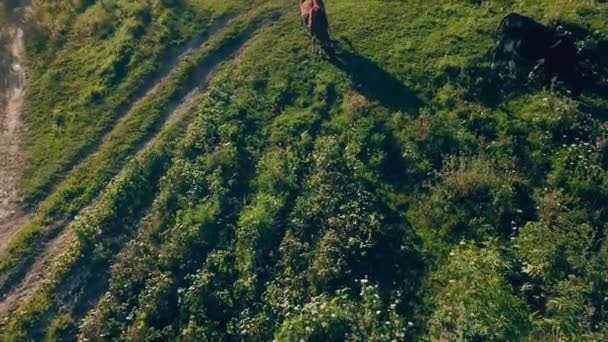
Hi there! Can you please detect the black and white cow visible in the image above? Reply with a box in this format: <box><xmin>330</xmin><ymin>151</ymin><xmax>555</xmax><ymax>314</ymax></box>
<box><xmin>492</xmin><ymin>13</ymin><xmax>581</xmax><ymax>95</ymax></box>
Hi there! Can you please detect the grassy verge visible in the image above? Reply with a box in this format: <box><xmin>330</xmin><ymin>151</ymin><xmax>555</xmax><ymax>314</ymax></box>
<box><xmin>0</xmin><ymin>5</ymin><xmax>281</xmax><ymax>281</ymax></box>
<box><xmin>4</xmin><ymin>0</ymin><xmax>608</xmax><ymax>340</ymax></box>
<box><xmin>19</xmin><ymin>0</ymin><xmax>255</xmax><ymax>203</ymax></box>
<box><xmin>0</xmin><ymin>4</ymin><xmax>286</xmax><ymax>338</ymax></box>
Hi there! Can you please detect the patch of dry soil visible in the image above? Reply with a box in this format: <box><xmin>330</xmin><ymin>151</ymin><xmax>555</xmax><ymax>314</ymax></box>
<box><xmin>0</xmin><ymin>25</ymin><xmax>28</xmax><ymax>257</ymax></box>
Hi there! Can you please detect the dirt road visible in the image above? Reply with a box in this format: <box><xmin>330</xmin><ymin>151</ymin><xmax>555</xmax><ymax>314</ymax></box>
<box><xmin>0</xmin><ymin>25</ymin><xmax>28</xmax><ymax>256</ymax></box>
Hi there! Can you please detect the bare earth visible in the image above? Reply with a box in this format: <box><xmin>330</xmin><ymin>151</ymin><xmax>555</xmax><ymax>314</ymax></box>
<box><xmin>0</xmin><ymin>25</ymin><xmax>28</xmax><ymax>258</ymax></box>
<box><xmin>0</xmin><ymin>226</ymin><xmax>72</xmax><ymax>323</ymax></box>
<box><xmin>0</xmin><ymin>14</ymin><xmax>263</xmax><ymax>322</ymax></box>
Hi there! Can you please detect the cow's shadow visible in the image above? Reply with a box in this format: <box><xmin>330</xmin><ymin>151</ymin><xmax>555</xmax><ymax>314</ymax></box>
<box><xmin>328</xmin><ymin>46</ymin><xmax>423</xmax><ymax>114</ymax></box>
<box><xmin>578</xmin><ymin>39</ymin><xmax>608</xmax><ymax>100</ymax></box>
<box><xmin>440</xmin><ymin>53</ymin><xmax>537</xmax><ymax>107</ymax></box>
<box><xmin>552</xmin><ymin>21</ymin><xmax>608</xmax><ymax>99</ymax></box>
<box><xmin>472</xmin><ymin>33</ymin><xmax>608</xmax><ymax>107</ymax></box>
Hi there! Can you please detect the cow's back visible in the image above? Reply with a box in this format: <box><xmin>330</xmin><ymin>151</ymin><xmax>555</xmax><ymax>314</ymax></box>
<box><xmin>499</xmin><ymin>13</ymin><xmax>553</xmax><ymax>40</ymax></box>
<box><xmin>498</xmin><ymin>13</ymin><xmax>562</xmax><ymax>61</ymax></box>
<box><xmin>494</xmin><ymin>12</ymin><xmax>583</xmax><ymax>93</ymax></box>
<box><xmin>301</xmin><ymin>0</ymin><xmax>313</xmax><ymax>21</ymax></box>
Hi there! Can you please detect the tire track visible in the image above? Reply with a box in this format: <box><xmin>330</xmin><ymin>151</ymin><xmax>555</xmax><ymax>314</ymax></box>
<box><xmin>31</xmin><ymin>12</ymin><xmax>238</xmax><ymax>204</ymax></box>
<box><xmin>0</xmin><ymin>14</ymin><xmax>237</xmax><ymax>265</ymax></box>
<box><xmin>0</xmin><ymin>12</ymin><xmax>282</xmax><ymax>326</ymax></box>
<box><xmin>0</xmin><ymin>227</ymin><xmax>71</xmax><ymax>323</ymax></box>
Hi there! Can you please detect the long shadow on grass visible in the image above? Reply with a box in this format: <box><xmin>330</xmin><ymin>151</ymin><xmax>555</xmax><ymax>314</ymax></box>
<box><xmin>329</xmin><ymin>48</ymin><xmax>423</xmax><ymax>114</ymax></box>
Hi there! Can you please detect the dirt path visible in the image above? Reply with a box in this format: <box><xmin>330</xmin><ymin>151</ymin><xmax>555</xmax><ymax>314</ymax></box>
<box><xmin>35</xmin><ymin>13</ymin><xmax>238</xmax><ymax>201</ymax></box>
<box><xmin>0</xmin><ymin>227</ymin><xmax>72</xmax><ymax>323</ymax></box>
<box><xmin>0</xmin><ymin>14</ymin><xmax>236</xmax><ymax>260</ymax></box>
<box><xmin>0</xmin><ymin>13</ymin><xmax>276</xmax><ymax>324</ymax></box>
<box><xmin>0</xmin><ymin>25</ymin><xmax>29</xmax><ymax>258</ymax></box>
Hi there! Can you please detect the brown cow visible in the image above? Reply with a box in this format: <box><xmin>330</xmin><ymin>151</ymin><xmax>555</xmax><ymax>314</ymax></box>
<box><xmin>300</xmin><ymin>0</ymin><xmax>334</xmax><ymax>54</ymax></box>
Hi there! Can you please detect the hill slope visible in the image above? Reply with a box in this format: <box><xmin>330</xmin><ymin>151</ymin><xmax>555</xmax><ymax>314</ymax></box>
<box><xmin>1</xmin><ymin>0</ymin><xmax>608</xmax><ymax>340</ymax></box>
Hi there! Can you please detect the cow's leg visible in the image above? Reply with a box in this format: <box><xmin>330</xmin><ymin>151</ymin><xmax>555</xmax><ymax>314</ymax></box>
<box><xmin>508</xmin><ymin>60</ymin><xmax>517</xmax><ymax>78</ymax></box>
<box><xmin>543</xmin><ymin>69</ymin><xmax>557</xmax><ymax>91</ymax></box>
<box><xmin>493</xmin><ymin>39</ymin><xmax>516</xmax><ymax>70</ymax></box>
<box><xmin>528</xmin><ymin>59</ymin><xmax>545</xmax><ymax>81</ymax></box>
<box><xmin>543</xmin><ymin>57</ymin><xmax>563</xmax><ymax>91</ymax></box>
<box><xmin>566</xmin><ymin>69</ymin><xmax>583</xmax><ymax>96</ymax></box>
<box><xmin>491</xmin><ymin>41</ymin><xmax>504</xmax><ymax>70</ymax></box>
<box><xmin>561</xmin><ymin>55</ymin><xmax>583</xmax><ymax>96</ymax></box>
<box><xmin>319</xmin><ymin>42</ymin><xmax>324</xmax><ymax>58</ymax></box>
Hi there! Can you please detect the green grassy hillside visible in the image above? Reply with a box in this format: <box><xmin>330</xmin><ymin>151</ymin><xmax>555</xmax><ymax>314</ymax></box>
<box><xmin>2</xmin><ymin>0</ymin><xmax>608</xmax><ymax>340</ymax></box>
